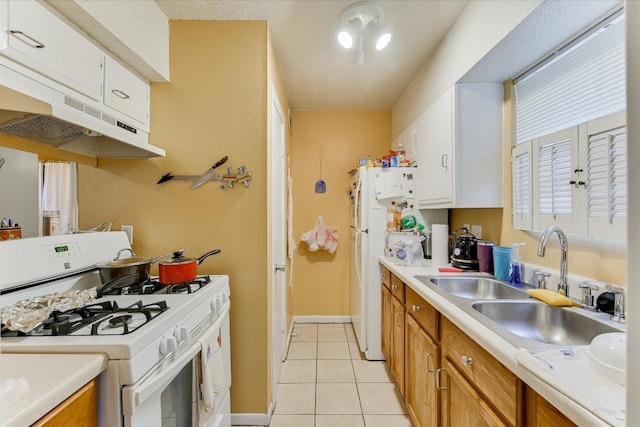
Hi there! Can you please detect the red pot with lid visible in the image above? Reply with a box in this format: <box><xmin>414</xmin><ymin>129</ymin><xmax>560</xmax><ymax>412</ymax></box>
<box><xmin>158</xmin><ymin>248</ymin><xmax>221</xmax><ymax>285</ymax></box>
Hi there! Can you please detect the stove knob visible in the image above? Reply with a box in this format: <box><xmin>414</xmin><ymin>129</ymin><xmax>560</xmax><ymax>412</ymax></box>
<box><xmin>160</xmin><ymin>336</ymin><xmax>178</xmax><ymax>355</ymax></box>
<box><xmin>174</xmin><ymin>325</ymin><xmax>188</xmax><ymax>344</ymax></box>
<box><xmin>210</xmin><ymin>297</ymin><xmax>220</xmax><ymax>311</ymax></box>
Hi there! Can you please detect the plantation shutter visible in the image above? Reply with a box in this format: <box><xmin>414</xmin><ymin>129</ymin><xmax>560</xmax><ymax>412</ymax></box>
<box><xmin>512</xmin><ymin>140</ymin><xmax>532</xmax><ymax>230</ymax></box>
<box><xmin>585</xmin><ymin>113</ymin><xmax>627</xmax><ymax>241</ymax></box>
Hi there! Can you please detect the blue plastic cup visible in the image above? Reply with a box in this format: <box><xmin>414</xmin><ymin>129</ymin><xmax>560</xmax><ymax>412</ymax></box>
<box><xmin>492</xmin><ymin>246</ymin><xmax>512</xmax><ymax>282</ymax></box>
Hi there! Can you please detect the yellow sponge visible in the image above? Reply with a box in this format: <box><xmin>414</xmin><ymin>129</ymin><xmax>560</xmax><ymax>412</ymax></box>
<box><xmin>526</xmin><ymin>289</ymin><xmax>580</xmax><ymax>307</ymax></box>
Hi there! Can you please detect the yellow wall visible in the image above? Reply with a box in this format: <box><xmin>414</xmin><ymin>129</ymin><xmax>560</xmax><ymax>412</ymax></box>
<box><xmin>77</xmin><ymin>21</ymin><xmax>271</xmax><ymax>413</ymax></box>
<box><xmin>290</xmin><ymin>110</ymin><xmax>391</xmax><ymax>315</ymax></box>
<box><xmin>450</xmin><ymin>208</ymin><xmax>502</xmax><ymax>244</ymax></box>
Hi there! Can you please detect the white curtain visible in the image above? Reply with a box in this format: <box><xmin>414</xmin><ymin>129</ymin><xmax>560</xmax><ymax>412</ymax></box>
<box><xmin>40</xmin><ymin>161</ymin><xmax>78</xmax><ymax>235</ymax></box>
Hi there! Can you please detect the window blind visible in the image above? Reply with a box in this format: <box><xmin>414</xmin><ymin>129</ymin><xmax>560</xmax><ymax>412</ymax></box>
<box><xmin>538</xmin><ymin>139</ymin><xmax>572</xmax><ymax>218</ymax></box>
<box><xmin>515</xmin><ymin>12</ymin><xmax>625</xmax><ymax>144</ymax></box>
<box><xmin>587</xmin><ymin>127</ymin><xmax>627</xmax><ymax>222</ymax></box>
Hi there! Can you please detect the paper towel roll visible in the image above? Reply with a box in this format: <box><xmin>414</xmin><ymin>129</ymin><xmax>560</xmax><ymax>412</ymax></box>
<box><xmin>431</xmin><ymin>224</ymin><xmax>450</xmax><ymax>266</ymax></box>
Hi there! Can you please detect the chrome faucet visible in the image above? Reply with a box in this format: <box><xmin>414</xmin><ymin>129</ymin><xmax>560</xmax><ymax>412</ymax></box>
<box><xmin>605</xmin><ymin>284</ymin><xmax>626</xmax><ymax>323</ymax></box>
<box><xmin>537</xmin><ymin>226</ymin><xmax>569</xmax><ymax>297</ymax></box>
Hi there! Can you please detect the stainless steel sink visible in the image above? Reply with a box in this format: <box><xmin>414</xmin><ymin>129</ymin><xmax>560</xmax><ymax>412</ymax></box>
<box><xmin>472</xmin><ymin>300</ymin><xmax>621</xmax><ymax>346</ymax></box>
<box><xmin>417</xmin><ymin>276</ymin><xmax>530</xmax><ymax>300</ymax></box>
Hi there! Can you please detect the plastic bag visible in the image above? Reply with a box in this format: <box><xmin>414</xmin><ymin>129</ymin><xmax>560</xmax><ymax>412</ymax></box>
<box><xmin>301</xmin><ymin>215</ymin><xmax>338</xmax><ymax>253</ymax></box>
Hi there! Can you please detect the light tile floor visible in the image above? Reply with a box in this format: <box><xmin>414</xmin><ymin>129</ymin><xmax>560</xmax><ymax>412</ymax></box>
<box><xmin>263</xmin><ymin>323</ymin><xmax>413</xmax><ymax>427</ymax></box>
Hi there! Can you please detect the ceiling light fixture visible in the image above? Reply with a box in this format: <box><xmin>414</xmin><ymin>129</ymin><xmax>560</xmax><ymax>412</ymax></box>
<box><xmin>337</xmin><ymin>1</ymin><xmax>391</xmax><ymax>64</ymax></box>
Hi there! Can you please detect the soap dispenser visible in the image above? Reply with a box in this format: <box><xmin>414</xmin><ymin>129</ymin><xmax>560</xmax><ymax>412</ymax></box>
<box><xmin>509</xmin><ymin>243</ymin><xmax>525</xmax><ymax>286</ymax></box>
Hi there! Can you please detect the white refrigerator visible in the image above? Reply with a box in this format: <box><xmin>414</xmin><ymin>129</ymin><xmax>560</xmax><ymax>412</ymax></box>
<box><xmin>350</xmin><ymin>166</ymin><xmax>415</xmax><ymax>360</ymax></box>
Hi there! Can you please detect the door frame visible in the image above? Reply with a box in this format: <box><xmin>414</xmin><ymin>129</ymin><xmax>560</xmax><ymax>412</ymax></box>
<box><xmin>268</xmin><ymin>82</ymin><xmax>287</xmax><ymax>404</ymax></box>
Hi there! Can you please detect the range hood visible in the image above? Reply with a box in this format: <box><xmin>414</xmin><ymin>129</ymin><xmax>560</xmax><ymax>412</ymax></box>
<box><xmin>0</xmin><ymin>62</ymin><xmax>165</xmax><ymax>159</ymax></box>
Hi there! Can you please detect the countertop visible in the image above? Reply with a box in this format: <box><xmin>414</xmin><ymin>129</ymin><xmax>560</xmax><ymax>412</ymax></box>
<box><xmin>0</xmin><ymin>353</ymin><xmax>107</xmax><ymax>427</ymax></box>
<box><xmin>379</xmin><ymin>257</ymin><xmax>626</xmax><ymax>427</ymax></box>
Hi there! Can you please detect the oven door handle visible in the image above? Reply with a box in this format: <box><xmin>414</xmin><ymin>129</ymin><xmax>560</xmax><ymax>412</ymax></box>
<box><xmin>122</xmin><ymin>342</ymin><xmax>201</xmax><ymax>415</ymax></box>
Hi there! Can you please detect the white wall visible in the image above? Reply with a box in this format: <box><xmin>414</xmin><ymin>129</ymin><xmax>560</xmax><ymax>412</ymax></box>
<box><xmin>391</xmin><ymin>0</ymin><xmax>540</xmax><ymax>136</ymax></box>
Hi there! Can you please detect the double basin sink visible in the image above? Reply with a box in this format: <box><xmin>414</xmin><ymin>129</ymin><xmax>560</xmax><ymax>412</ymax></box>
<box><xmin>415</xmin><ymin>275</ymin><xmax>624</xmax><ymax>351</ymax></box>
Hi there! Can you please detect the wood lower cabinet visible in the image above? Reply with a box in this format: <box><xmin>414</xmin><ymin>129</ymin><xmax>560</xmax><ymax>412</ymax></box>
<box><xmin>440</xmin><ymin>359</ymin><xmax>507</xmax><ymax>427</ymax></box>
<box><xmin>442</xmin><ymin>318</ymin><xmax>520</xmax><ymax>426</ymax></box>
<box><xmin>381</xmin><ymin>285</ymin><xmax>392</xmax><ymax>361</ymax></box>
<box><xmin>525</xmin><ymin>387</ymin><xmax>577</xmax><ymax>427</ymax></box>
<box><xmin>405</xmin><ymin>314</ymin><xmax>439</xmax><ymax>427</ymax></box>
<box><xmin>390</xmin><ymin>294</ymin><xmax>405</xmax><ymax>395</ymax></box>
<box><xmin>33</xmin><ymin>378</ymin><xmax>98</xmax><ymax>427</ymax></box>
<box><xmin>379</xmin><ymin>264</ymin><xmax>575</xmax><ymax>427</ymax></box>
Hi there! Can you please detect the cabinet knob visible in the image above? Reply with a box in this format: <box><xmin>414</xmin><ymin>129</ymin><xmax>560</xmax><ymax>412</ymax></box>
<box><xmin>462</xmin><ymin>355</ymin><xmax>473</xmax><ymax>366</ymax></box>
<box><xmin>392</xmin><ymin>284</ymin><xmax>398</xmax><ymax>290</ymax></box>
<box><xmin>412</xmin><ymin>305</ymin><xmax>421</xmax><ymax>312</ymax></box>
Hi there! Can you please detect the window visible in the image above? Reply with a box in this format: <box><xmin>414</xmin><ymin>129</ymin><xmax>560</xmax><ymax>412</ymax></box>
<box><xmin>514</xmin><ymin>10</ymin><xmax>625</xmax><ymax>144</ymax></box>
<box><xmin>512</xmin><ymin>10</ymin><xmax>627</xmax><ymax>241</ymax></box>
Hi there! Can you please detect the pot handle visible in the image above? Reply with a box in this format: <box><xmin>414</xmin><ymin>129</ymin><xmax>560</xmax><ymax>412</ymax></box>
<box><xmin>196</xmin><ymin>249</ymin><xmax>221</xmax><ymax>265</ymax></box>
<box><xmin>97</xmin><ymin>272</ymin><xmax>141</xmax><ymax>298</ymax></box>
<box><xmin>115</xmin><ymin>248</ymin><xmax>135</xmax><ymax>261</ymax></box>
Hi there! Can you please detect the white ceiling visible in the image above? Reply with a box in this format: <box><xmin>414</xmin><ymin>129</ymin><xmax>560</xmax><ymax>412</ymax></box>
<box><xmin>154</xmin><ymin>0</ymin><xmax>469</xmax><ymax>110</ymax></box>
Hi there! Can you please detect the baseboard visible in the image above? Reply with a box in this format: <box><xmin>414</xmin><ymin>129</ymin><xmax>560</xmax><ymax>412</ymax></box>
<box><xmin>231</xmin><ymin>402</ymin><xmax>274</xmax><ymax>426</ymax></box>
<box><xmin>293</xmin><ymin>315</ymin><xmax>351</xmax><ymax>324</ymax></box>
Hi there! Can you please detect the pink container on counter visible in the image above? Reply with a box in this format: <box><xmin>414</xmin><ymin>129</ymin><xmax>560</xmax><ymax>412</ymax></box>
<box><xmin>477</xmin><ymin>241</ymin><xmax>494</xmax><ymax>274</ymax></box>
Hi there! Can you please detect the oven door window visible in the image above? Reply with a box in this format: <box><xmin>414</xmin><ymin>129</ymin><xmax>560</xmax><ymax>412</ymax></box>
<box><xmin>122</xmin><ymin>343</ymin><xmax>200</xmax><ymax>427</ymax></box>
<box><xmin>161</xmin><ymin>360</ymin><xmax>194</xmax><ymax>426</ymax></box>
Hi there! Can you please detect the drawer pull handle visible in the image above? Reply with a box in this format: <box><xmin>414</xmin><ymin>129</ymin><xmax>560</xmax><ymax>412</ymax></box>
<box><xmin>436</xmin><ymin>368</ymin><xmax>446</xmax><ymax>390</ymax></box>
<box><xmin>395</xmin><ymin>312</ymin><xmax>403</xmax><ymax>327</ymax></box>
<box><xmin>462</xmin><ymin>355</ymin><xmax>473</xmax><ymax>366</ymax></box>
<box><xmin>426</xmin><ymin>352</ymin><xmax>435</xmax><ymax>373</ymax></box>
<box><xmin>9</xmin><ymin>30</ymin><xmax>45</xmax><ymax>48</ymax></box>
<box><xmin>112</xmin><ymin>89</ymin><xmax>131</xmax><ymax>100</ymax></box>
<box><xmin>412</xmin><ymin>304</ymin><xmax>421</xmax><ymax>312</ymax></box>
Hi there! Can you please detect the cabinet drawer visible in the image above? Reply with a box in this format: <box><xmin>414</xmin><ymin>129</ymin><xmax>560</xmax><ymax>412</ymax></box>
<box><xmin>405</xmin><ymin>286</ymin><xmax>438</xmax><ymax>342</ymax></box>
<box><xmin>2</xmin><ymin>0</ymin><xmax>103</xmax><ymax>101</ymax></box>
<box><xmin>442</xmin><ymin>318</ymin><xmax>519</xmax><ymax>426</ymax></box>
<box><xmin>380</xmin><ymin>264</ymin><xmax>391</xmax><ymax>289</ymax></box>
<box><xmin>104</xmin><ymin>55</ymin><xmax>150</xmax><ymax>128</ymax></box>
<box><xmin>390</xmin><ymin>274</ymin><xmax>404</xmax><ymax>302</ymax></box>
<box><xmin>33</xmin><ymin>378</ymin><xmax>98</xmax><ymax>427</ymax></box>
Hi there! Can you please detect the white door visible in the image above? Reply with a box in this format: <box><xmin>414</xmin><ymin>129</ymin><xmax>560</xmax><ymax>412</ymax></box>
<box><xmin>269</xmin><ymin>83</ymin><xmax>287</xmax><ymax>400</ymax></box>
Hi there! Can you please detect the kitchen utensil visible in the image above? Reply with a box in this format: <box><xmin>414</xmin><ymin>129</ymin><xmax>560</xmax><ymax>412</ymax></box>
<box><xmin>450</xmin><ymin>228</ymin><xmax>479</xmax><ymax>270</ymax></box>
<box><xmin>96</xmin><ymin>249</ymin><xmax>172</xmax><ymax>284</ymax></box>
<box><xmin>190</xmin><ymin>156</ymin><xmax>229</xmax><ymax>189</ymax></box>
<box><xmin>158</xmin><ymin>248</ymin><xmax>221</xmax><ymax>285</ymax></box>
<box><xmin>315</xmin><ymin>148</ymin><xmax>326</xmax><ymax>193</ymax></box>
<box><xmin>587</xmin><ymin>332</ymin><xmax>626</xmax><ymax>386</ymax></box>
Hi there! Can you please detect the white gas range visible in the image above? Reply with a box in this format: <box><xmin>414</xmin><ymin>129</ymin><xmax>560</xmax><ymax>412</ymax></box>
<box><xmin>0</xmin><ymin>232</ymin><xmax>231</xmax><ymax>427</ymax></box>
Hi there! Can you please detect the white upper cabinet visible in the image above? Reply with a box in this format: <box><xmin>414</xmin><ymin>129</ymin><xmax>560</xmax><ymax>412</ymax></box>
<box><xmin>104</xmin><ymin>56</ymin><xmax>150</xmax><ymax>128</ymax></box>
<box><xmin>0</xmin><ymin>0</ymin><xmax>103</xmax><ymax>101</ymax></box>
<box><xmin>415</xmin><ymin>83</ymin><xmax>503</xmax><ymax>209</ymax></box>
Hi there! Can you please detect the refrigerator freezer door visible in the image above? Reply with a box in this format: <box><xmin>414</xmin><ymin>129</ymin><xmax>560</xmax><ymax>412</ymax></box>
<box><xmin>375</xmin><ymin>169</ymin><xmax>414</xmax><ymax>200</ymax></box>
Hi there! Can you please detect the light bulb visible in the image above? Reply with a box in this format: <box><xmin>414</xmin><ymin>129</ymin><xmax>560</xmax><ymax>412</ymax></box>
<box><xmin>375</xmin><ymin>33</ymin><xmax>391</xmax><ymax>50</ymax></box>
<box><xmin>338</xmin><ymin>31</ymin><xmax>353</xmax><ymax>49</ymax></box>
